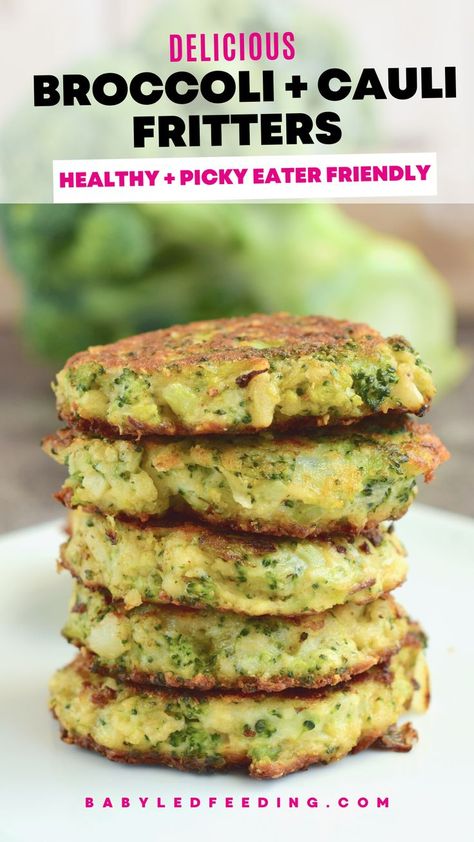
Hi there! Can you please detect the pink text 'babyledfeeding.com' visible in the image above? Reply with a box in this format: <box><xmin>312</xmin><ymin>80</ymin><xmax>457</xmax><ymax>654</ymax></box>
<box><xmin>84</xmin><ymin>794</ymin><xmax>391</xmax><ymax>810</ymax></box>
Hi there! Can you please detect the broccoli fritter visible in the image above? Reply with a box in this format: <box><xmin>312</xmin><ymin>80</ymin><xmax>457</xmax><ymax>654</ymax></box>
<box><xmin>62</xmin><ymin>509</ymin><xmax>407</xmax><ymax>616</ymax></box>
<box><xmin>54</xmin><ymin>314</ymin><xmax>435</xmax><ymax>436</ymax></box>
<box><xmin>43</xmin><ymin>420</ymin><xmax>448</xmax><ymax>537</ymax></box>
<box><xmin>64</xmin><ymin>584</ymin><xmax>408</xmax><ymax>692</ymax></box>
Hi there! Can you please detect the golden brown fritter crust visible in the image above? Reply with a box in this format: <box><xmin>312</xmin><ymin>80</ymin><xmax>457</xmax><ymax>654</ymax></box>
<box><xmin>62</xmin><ymin>314</ymin><xmax>393</xmax><ymax>373</ymax></box>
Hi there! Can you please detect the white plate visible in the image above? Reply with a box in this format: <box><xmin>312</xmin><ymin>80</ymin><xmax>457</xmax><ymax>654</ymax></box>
<box><xmin>0</xmin><ymin>504</ymin><xmax>472</xmax><ymax>842</ymax></box>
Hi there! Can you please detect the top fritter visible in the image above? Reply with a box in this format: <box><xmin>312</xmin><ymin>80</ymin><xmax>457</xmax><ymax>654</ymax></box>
<box><xmin>54</xmin><ymin>314</ymin><xmax>435</xmax><ymax>437</ymax></box>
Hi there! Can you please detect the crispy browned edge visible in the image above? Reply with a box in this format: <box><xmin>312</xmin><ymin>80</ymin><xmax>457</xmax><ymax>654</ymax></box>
<box><xmin>70</xmin><ymin>643</ymin><xmax>403</xmax><ymax>694</ymax></box>
<box><xmin>374</xmin><ymin>722</ymin><xmax>419</xmax><ymax>752</ymax></box>
<box><xmin>49</xmin><ymin>491</ymin><xmax>420</xmax><ymax>539</ymax></box>
<box><xmin>56</xmin><ymin>313</ymin><xmax>431</xmax><ymax>436</ymax></box>
<box><xmin>62</xmin><ymin>512</ymin><xmax>394</xmax><ymax>558</ymax></box>
<box><xmin>43</xmin><ymin>416</ymin><xmax>446</xmax><ymax>456</ymax></box>
<box><xmin>43</xmin><ymin>418</ymin><xmax>449</xmax><ymax>462</ymax></box>
<box><xmin>58</xmin><ymin>406</ymin><xmax>427</xmax><ymax>440</ymax></box>
<box><xmin>52</xmin><ymin>631</ymin><xmax>426</xmax><ymax>778</ymax></box>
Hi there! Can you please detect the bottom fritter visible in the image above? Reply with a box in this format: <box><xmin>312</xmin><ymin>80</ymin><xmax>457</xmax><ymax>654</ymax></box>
<box><xmin>49</xmin><ymin>633</ymin><xmax>429</xmax><ymax>778</ymax></box>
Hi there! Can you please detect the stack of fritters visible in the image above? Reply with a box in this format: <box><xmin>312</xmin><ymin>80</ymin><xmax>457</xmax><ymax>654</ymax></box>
<box><xmin>45</xmin><ymin>314</ymin><xmax>448</xmax><ymax>778</ymax></box>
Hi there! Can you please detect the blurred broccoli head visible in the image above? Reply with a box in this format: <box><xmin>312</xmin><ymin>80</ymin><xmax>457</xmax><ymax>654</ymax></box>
<box><xmin>0</xmin><ymin>201</ymin><xmax>466</xmax><ymax>393</ymax></box>
<box><xmin>66</xmin><ymin>206</ymin><xmax>155</xmax><ymax>284</ymax></box>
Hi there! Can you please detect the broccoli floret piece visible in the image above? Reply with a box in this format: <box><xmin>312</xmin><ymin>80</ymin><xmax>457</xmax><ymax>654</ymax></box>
<box><xmin>352</xmin><ymin>366</ymin><xmax>398</xmax><ymax>411</ymax></box>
